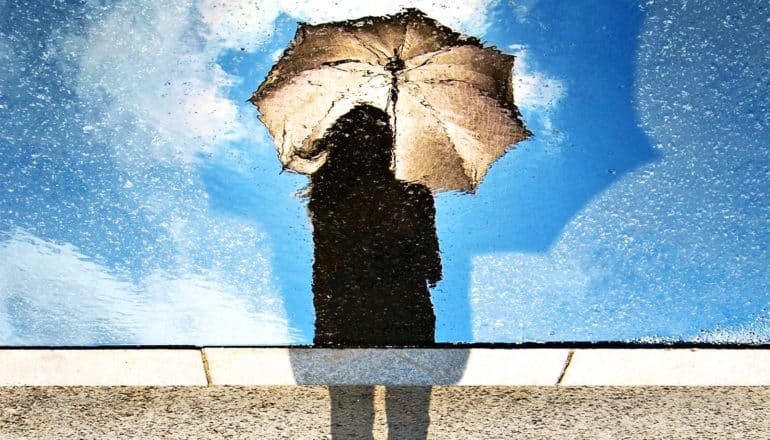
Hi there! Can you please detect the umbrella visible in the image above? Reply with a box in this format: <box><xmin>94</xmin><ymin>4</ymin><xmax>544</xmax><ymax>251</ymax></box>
<box><xmin>251</xmin><ymin>8</ymin><xmax>530</xmax><ymax>192</ymax></box>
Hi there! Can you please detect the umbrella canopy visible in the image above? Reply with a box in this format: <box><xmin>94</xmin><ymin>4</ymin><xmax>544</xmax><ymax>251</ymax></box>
<box><xmin>251</xmin><ymin>8</ymin><xmax>530</xmax><ymax>192</ymax></box>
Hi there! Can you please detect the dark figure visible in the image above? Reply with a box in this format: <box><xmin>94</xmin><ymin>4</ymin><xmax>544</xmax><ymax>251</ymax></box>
<box><xmin>299</xmin><ymin>105</ymin><xmax>449</xmax><ymax>438</ymax></box>
<box><xmin>308</xmin><ymin>104</ymin><xmax>442</xmax><ymax>346</ymax></box>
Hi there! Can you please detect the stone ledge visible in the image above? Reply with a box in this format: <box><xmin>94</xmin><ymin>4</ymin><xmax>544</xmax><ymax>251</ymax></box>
<box><xmin>560</xmin><ymin>349</ymin><xmax>770</xmax><ymax>386</ymax></box>
<box><xmin>0</xmin><ymin>349</ymin><xmax>207</xmax><ymax>386</ymax></box>
<box><xmin>0</xmin><ymin>348</ymin><xmax>768</xmax><ymax>386</ymax></box>
<box><xmin>202</xmin><ymin>348</ymin><xmax>569</xmax><ymax>385</ymax></box>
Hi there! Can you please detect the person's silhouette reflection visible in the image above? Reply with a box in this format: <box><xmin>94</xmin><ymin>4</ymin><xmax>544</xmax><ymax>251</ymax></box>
<box><xmin>305</xmin><ymin>104</ymin><xmax>440</xmax><ymax>438</ymax></box>
<box><xmin>308</xmin><ymin>104</ymin><xmax>441</xmax><ymax>347</ymax></box>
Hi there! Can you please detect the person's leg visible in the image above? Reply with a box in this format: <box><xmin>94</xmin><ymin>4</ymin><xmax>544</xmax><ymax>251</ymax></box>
<box><xmin>385</xmin><ymin>386</ymin><xmax>432</xmax><ymax>440</ymax></box>
<box><xmin>329</xmin><ymin>386</ymin><xmax>375</xmax><ymax>439</ymax></box>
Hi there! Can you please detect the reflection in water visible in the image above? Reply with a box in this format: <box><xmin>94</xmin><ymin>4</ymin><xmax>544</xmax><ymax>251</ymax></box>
<box><xmin>289</xmin><ymin>349</ymin><xmax>469</xmax><ymax>439</ymax></box>
<box><xmin>302</xmin><ymin>105</ymin><xmax>444</xmax><ymax>438</ymax></box>
<box><xmin>308</xmin><ymin>105</ymin><xmax>442</xmax><ymax>347</ymax></box>
<box><xmin>0</xmin><ymin>228</ymin><xmax>292</xmax><ymax>345</ymax></box>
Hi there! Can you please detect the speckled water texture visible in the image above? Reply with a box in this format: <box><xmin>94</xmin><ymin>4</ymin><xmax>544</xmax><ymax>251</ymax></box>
<box><xmin>0</xmin><ymin>0</ymin><xmax>768</xmax><ymax>345</ymax></box>
<box><xmin>1</xmin><ymin>386</ymin><xmax>770</xmax><ymax>439</ymax></box>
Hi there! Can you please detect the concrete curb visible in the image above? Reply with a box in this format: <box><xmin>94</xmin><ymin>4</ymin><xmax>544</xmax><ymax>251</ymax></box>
<box><xmin>0</xmin><ymin>348</ymin><xmax>768</xmax><ymax>386</ymax></box>
<box><xmin>203</xmin><ymin>348</ymin><xmax>569</xmax><ymax>385</ymax></box>
<box><xmin>560</xmin><ymin>349</ymin><xmax>770</xmax><ymax>386</ymax></box>
<box><xmin>0</xmin><ymin>349</ymin><xmax>207</xmax><ymax>386</ymax></box>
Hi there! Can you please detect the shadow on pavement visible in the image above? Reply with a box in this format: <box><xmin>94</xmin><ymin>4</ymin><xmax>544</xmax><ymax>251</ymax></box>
<box><xmin>290</xmin><ymin>349</ymin><xmax>469</xmax><ymax>439</ymax></box>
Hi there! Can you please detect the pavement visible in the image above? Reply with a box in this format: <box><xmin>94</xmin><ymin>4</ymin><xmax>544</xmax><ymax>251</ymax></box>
<box><xmin>2</xmin><ymin>386</ymin><xmax>769</xmax><ymax>439</ymax></box>
<box><xmin>2</xmin><ymin>348</ymin><xmax>769</xmax><ymax>438</ymax></box>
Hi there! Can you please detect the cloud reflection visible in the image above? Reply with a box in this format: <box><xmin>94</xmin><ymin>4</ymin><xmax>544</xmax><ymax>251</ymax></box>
<box><xmin>0</xmin><ymin>229</ymin><xmax>296</xmax><ymax>345</ymax></box>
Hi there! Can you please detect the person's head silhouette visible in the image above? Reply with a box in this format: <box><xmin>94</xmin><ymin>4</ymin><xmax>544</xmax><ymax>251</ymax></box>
<box><xmin>314</xmin><ymin>105</ymin><xmax>394</xmax><ymax>182</ymax></box>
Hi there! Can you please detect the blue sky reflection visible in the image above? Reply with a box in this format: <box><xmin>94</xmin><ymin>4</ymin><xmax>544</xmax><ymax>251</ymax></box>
<box><xmin>0</xmin><ymin>0</ymin><xmax>768</xmax><ymax>345</ymax></box>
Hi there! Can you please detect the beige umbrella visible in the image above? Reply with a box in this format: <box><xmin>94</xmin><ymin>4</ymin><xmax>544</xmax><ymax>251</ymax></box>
<box><xmin>251</xmin><ymin>8</ymin><xmax>530</xmax><ymax>192</ymax></box>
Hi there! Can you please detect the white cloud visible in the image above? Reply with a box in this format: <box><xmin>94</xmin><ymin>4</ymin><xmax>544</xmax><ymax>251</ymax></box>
<box><xmin>58</xmin><ymin>0</ymin><xmax>245</xmax><ymax>165</ymax></box>
<box><xmin>0</xmin><ymin>229</ymin><xmax>296</xmax><ymax>345</ymax></box>
<box><xmin>509</xmin><ymin>44</ymin><xmax>566</xmax><ymax>145</ymax></box>
<box><xmin>57</xmin><ymin>0</ymin><xmax>500</xmax><ymax>167</ymax></box>
<box><xmin>509</xmin><ymin>45</ymin><xmax>564</xmax><ymax>110</ymax></box>
<box><xmin>279</xmin><ymin>0</ymin><xmax>496</xmax><ymax>36</ymax></box>
<box><xmin>135</xmin><ymin>270</ymin><xmax>295</xmax><ymax>345</ymax></box>
<box><xmin>197</xmin><ymin>1</ymin><xmax>283</xmax><ymax>51</ymax></box>
<box><xmin>270</xmin><ymin>48</ymin><xmax>285</xmax><ymax>62</ymax></box>
<box><xmin>508</xmin><ymin>0</ymin><xmax>539</xmax><ymax>24</ymax></box>
<box><xmin>0</xmin><ymin>230</ymin><xmax>139</xmax><ymax>345</ymax></box>
<box><xmin>199</xmin><ymin>0</ymin><xmax>498</xmax><ymax>52</ymax></box>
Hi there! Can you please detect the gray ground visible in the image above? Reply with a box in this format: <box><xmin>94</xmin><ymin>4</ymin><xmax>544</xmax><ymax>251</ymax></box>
<box><xmin>1</xmin><ymin>386</ymin><xmax>768</xmax><ymax>439</ymax></box>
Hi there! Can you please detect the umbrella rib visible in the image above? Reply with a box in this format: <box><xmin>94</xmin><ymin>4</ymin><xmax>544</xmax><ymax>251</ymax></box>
<box><xmin>280</xmin><ymin>124</ymin><xmax>289</xmax><ymax>167</ymax></box>
<box><xmin>395</xmin><ymin>9</ymin><xmax>413</xmax><ymax>59</ymax></box>
<box><xmin>349</xmin><ymin>33</ymin><xmax>388</xmax><ymax>62</ymax></box>
<box><xmin>411</xmin><ymin>97</ymin><xmax>475</xmax><ymax>185</ymax></box>
<box><xmin>408</xmin><ymin>77</ymin><xmax>520</xmax><ymax>115</ymax></box>
<box><xmin>402</xmin><ymin>47</ymin><xmax>454</xmax><ymax>73</ymax></box>
<box><xmin>318</xmin><ymin>60</ymin><xmax>384</xmax><ymax>76</ymax></box>
<box><xmin>331</xmin><ymin>60</ymin><xmax>382</xmax><ymax>69</ymax></box>
<box><xmin>391</xmin><ymin>87</ymin><xmax>398</xmax><ymax>153</ymax></box>
<box><xmin>417</xmin><ymin>78</ymin><xmax>477</xmax><ymax>87</ymax></box>
<box><xmin>321</xmin><ymin>58</ymin><xmax>365</xmax><ymax>67</ymax></box>
<box><xmin>414</xmin><ymin>78</ymin><xmax>495</xmax><ymax>97</ymax></box>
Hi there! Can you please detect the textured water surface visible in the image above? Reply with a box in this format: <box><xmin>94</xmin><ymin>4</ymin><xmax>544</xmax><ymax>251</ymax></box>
<box><xmin>0</xmin><ymin>0</ymin><xmax>767</xmax><ymax>344</ymax></box>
